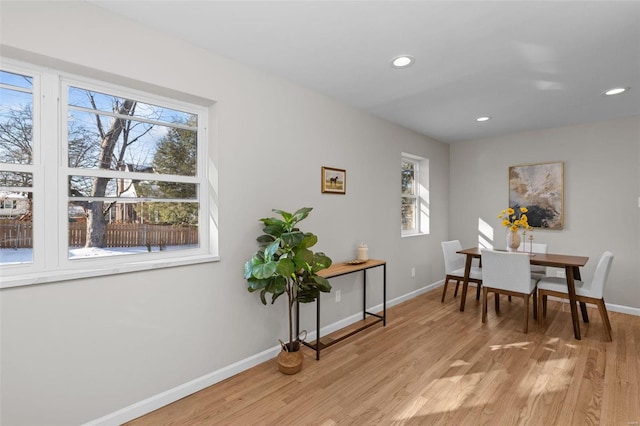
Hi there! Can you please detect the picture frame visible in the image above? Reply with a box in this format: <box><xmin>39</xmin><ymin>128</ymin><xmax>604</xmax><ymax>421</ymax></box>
<box><xmin>509</xmin><ymin>161</ymin><xmax>564</xmax><ymax>229</ymax></box>
<box><xmin>321</xmin><ymin>167</ymin><xmax>346</xmax><ymax>194</ymax></box>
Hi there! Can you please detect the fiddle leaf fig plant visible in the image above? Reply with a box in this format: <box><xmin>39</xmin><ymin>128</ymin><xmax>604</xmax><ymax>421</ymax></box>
<box><xmin>244</xmin><ymin>207</ymin><xmax>332</xmax><ymax>352</ymax></box>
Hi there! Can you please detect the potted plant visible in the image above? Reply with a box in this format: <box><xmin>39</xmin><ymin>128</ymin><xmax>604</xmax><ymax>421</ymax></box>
<box><xmin>243</xmin><ymin>207</ymin><xmax>332</xmax><ymax>374</ymax></box>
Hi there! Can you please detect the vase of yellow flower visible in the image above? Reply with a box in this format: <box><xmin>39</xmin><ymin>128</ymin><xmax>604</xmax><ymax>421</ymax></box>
<box><xmin>498</xmin><ymin>207</ymin><xmax>531</xmax><ymax>252</ymax></box>
<box><xmin>505</xmin><ymin>230</ymin><xmax>521</xmax><ymax>251</ymax></box>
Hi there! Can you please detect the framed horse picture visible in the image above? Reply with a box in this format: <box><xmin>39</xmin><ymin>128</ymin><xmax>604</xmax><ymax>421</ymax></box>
<box><xmin>321</xmin><ymin>166</ymin><xmax>346</xmax><ymax>194</ymax></box>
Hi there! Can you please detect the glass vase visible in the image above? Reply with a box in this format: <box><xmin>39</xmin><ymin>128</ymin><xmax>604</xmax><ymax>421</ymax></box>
<box><xmin>506</xmin><ymin>230</ymin><xmax>521</xmax><ymax>252</ymax></box>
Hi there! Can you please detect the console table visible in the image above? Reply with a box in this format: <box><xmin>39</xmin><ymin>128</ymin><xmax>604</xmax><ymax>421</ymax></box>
<box><xmin>295</xmin><ymin>259</ymin><xmax>386</xmax><ymax>360</ymax></box>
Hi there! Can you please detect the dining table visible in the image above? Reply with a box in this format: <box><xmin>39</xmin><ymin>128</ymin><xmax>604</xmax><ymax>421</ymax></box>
<box><xmin>457</xmin><ymin>247</ymin><xmax>590</xmax><ymax>340</ymax></box>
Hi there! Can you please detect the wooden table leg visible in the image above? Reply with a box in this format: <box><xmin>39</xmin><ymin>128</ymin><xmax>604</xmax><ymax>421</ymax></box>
<box><xmin>574</xmin><ymin>266</ymin><xmax>589</xmax><ymax>323</ymax></box>
<box><xmin>565</xmin><ymin>265</ymin><xmax>582</xmax><ymax>340</ymax></box>
<box><xmin>459</xmin><ymin>254</ymin><xmax>472</xmax><ymax>312</ymax></box>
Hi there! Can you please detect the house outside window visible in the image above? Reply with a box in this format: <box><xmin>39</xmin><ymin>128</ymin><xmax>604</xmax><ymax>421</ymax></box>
<box><xmin>0</xmin><ymin>59</ymin><xmax>218</xmax><ymax>288</ymax></box>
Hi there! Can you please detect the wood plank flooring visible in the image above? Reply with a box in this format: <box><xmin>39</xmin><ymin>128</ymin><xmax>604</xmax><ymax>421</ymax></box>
<box><xmin>126</xmin><ymin>288</ymin><xmax>640</xmax><ymax>425</ymax></box>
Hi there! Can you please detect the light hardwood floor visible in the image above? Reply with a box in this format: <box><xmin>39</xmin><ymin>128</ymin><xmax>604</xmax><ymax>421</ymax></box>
<box><xmin>127</xmin><ymin>288</ymin><xmax>640</xmax><ymax>425</ymax></box>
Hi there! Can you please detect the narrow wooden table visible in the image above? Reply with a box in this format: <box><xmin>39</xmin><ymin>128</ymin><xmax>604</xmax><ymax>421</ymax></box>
<box><xmin>457</xmin><ymin>247</ymin><xmax>589</xmax><ymax>340</ymax></box>
<box><xmin>296</xmin><ymin>259</ymin><xmax>386</xmax><ymax>360</ymax></box>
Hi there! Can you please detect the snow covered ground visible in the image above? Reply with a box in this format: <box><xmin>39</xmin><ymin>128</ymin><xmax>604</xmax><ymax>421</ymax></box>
<box><xmin>0</xmin><ymin>245</ymin><xmax>198</xmax><ymax>265</ymax></box>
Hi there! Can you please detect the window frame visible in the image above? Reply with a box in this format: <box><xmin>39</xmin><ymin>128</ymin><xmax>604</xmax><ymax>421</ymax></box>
<box><xmin>401</xmin><ymin>152</ymin><xmax>429</xmax><ymax>237</ymax></box>
<box><xmin>0</xmin><ymin>59</ymin><xmax>219</xmax><ymax>289</ymax></box>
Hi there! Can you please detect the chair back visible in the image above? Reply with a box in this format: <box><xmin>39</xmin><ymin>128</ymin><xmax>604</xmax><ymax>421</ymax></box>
<box><xmin>481</xmin><ymin>249</ymin><xmax>534</xmax><ymax>293</ymax></box>
<box><xmin>589</xmin><ymin>251</ymin><xmax>614</xmax><ymax>298</ymax></box>
<box><xmin>518</xmin><ymin>241</ymin><xmax>548</xmax><ymax>254</ymax></box>
<box><xmin>441</xmin><ymin>240</ymin><xmax>464</xmax><ymax>274</ymax></box>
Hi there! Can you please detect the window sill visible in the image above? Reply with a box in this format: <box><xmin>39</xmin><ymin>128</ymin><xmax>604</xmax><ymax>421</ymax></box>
<box><xmin>0</xmin><ymin>254</ymin><xmax>220</xmax><ymax>289</ymax></box>
<box><xmin>401</xmin><ymin>232</ymin><xmax>427</xmax><ymax>238</ymax></box>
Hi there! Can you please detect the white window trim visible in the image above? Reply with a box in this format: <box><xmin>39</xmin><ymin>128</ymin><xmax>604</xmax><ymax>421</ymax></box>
<box><xmin>401</xmin><ymin>152</ymin><xmax>429</xmax><ymax>237</ymax></box>
<box><xmin>0</xmin><ymin>59</ymin><xmax>219</xmax><ymax>289</ymax></box>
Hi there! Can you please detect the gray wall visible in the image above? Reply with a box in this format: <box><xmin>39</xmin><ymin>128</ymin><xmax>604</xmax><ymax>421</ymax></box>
<box><xmin>0</xmin><ymin>2</ymin><xmax>448</xmax><ymax>425</ymax></box>
<box><xmin>449</xmin><ymin>116</ymin><xmax>640</xmax><ymax>310</ymax></box>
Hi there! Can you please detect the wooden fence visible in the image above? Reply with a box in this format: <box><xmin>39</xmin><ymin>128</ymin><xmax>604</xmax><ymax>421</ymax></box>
<box><xmin>0</xmin><ymin>221</ymin><xmax>32</xmax><ymax>249</ymax></box>
<box><xmin>0</xmin><ymin>220</ymin><xmax>198</xmax><ymax>249</ymax></box>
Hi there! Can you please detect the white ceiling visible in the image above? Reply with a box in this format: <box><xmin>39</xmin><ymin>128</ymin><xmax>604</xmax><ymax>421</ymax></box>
<box><xmin>91</xmin><ymin>0</ymin><xmax>640</xmax><ymax>143</ymax></box>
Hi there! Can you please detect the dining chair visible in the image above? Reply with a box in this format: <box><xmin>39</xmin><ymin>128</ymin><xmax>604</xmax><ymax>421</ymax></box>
<box><xmin>537</xmin><ymin>251</ymin><xmax>614</xmax><ymax>341</ymax></box>
<box><xmin>480</xmin><ymin>249</ymin><xmax>538</xmax><ymax>333</ymax></box>
<box><xmin>518</xmin><ymin>241</ymin><xmax>548</xmax><ymax>280</ymax></box>
<box><xmin>441</xmin><ymin>240</ymin><xmax>483</xmax><ymax>303</ymax></box>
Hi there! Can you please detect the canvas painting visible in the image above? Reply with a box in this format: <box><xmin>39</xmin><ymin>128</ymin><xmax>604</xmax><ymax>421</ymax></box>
<box><xmin>509</xmin><ymin>162</ymin><xmax>564</xmax><ymax>229</ymax></box>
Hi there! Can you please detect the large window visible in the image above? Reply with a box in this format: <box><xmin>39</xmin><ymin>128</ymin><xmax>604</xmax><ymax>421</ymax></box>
<box><xmin>401</xmin><ymin>153</ymin><xmax>429</xmax><ymax>236</ymax></box>
<box><xmin>0</xmin><ymin>60</ymin><xmax>218</xmax><ymax>287</ymax></box>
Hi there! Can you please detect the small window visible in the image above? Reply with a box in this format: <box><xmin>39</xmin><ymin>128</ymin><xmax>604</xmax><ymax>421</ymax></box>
<box><xmin>2</xmin><ymin>199</ymin><xmax>17</xmax><ymax>209</ymax></box>
<box><xmin>401</xmin><ymin>153</ymin><xmax>429</xmax><ymax>236</ymax></box>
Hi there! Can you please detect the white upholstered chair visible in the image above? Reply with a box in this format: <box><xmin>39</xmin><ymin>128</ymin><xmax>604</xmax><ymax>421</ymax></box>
<box><xmin>518</xmin><ymin>241</ymin><xmax>548</xmax><ymax>280</ymax></box>
<box><xmin>441</xmin><ymin>240</ymin><xmax>483</xmax><ymax>303</ymax></box>
<box><xmin>480</xmin><ymin>249</ymin><xmax>539</xmax><ymax>333</ymax></box>
<box><xmin>537</xmin><ymin>251</ymin><xmax>614</xmax><ymax>341</ymax></box>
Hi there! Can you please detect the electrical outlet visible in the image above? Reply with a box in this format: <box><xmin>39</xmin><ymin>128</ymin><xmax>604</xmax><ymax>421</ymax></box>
<box><xmin>335</xmin><ymin>290</ymin><xmax>341</xmax><ymax>302</ymax></box>
<box><xmin>411</xmin><ymin>267</ymin><xmax>416</xmax><ymax>278</ymax></box>
<box><xmin>556</xmin><ymin>269</ymin><xmax>566</xmax><ymax>278</ymax></box>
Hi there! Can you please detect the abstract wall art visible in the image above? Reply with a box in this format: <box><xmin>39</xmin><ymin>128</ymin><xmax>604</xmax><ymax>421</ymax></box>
<box><xmin>509</xmin><ymin>161</ymin><xmax>564</xmax><ymax>229</ymax></box>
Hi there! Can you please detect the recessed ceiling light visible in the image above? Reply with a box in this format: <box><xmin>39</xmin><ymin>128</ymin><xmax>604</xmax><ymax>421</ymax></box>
<box><xmin>391</xmin><ymin>55</ymin><xmax>414</xmax><ymax>68</ymax></box>
<box><xmin>603</xmin><ymin>87</ymin><xmax>629</xmax><ymax>96</ymax></box>
<box><xmin>476</xmin><ymin>116</ymin><xmax>491</xmax><ymax>122</ymax></box>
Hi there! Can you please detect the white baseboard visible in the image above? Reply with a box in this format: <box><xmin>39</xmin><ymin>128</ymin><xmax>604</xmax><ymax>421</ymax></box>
<box><xmin>83</xmin><ymin>344</ymin><xmax>283</xmax><ymax>426</ymax></box>
<box><xmin>84</xmin><ymin>279</ymin><xmax>637</xmax><ymax>425</ymax></box>
<box><xmin>607</xmin><ymin>303</ymin><xmax>640</xmax><ymax>316</ymax></box>
<box><xmin>545</xmin><ymin>295</ymin><xmax>640</xmax><ymax>317</ymax></box>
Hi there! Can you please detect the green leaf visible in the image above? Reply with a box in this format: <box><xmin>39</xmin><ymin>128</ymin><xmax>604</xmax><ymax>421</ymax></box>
<box><xmin>294</xmin><ymin>248</ymin><xmax>314</xmax><ymax>266</ymax></box>
<box><xmin>247</xmin><ymin>278</ymin><xmax>269</xmax><ymax>292</ymax></box>
<box><xmin>262</xmin><ymin>223</ymin><xmax>285</xmax><ymax>238</ymax></box>
<box><xmin>251</xmin><ymin>261</ymin><xmax>277</xmax><ymax>279</ymax></box>
<box><xmin>264</xmin><ymin>240</ymin><xmax>280</xmax><ymax>261</ymax></box>
<box><xmin>276</xmin><ymin>258</ymin><xmax>296</xmax><ymax>277</ymax></box>
<box><xmin>271</xmin><ymin>276</ymin><xmax>287</xmax><ymax>294</ymax></box>
<box><xmin>297</xmin><ymin>287</ymin><xmax>319</xmax><ymax>303</ymax></box>
<box><xmin>313</xmin><ymin>275</ymin><xmax>332</xmax><ymax>292</ymax></box>
<box><xmin>300</xmin><ymin>233</ymin><xmax>317</xmax><ymax>249</ymax></box>
<box><xmin>256</xmin><ymin>234</ymin><xmax>275</xmax><ymax>244</ymax></box>
<box><xmin>281</xmin><ymin>231</ymin><xmax>304</xmax><ymax>248</ymax></box>
<box><xmin>292</xmin><ymin>207</ymin><xmax>312</xmax><ymax>223</ymax></box>
<box><xmin>265</xmin><ymin>276</ymin><xmax>287</xmax><ymax>304</ymax></box>
<box><xmin>243</xmin><ymin>258</ymin><xmax>257</xmax><ymax>279</ymax></box>
<box><xmin>260</xmin><ymin>217</ymin><xmax>284</xmax><ymax>227</ymax></box>
<box><xmin>312</xmin><ymin>252</ymin><xmax>333</xmax><ymax>271</ymax></box>
<box><xmin>273</xmin><ymin>209</ymin><xmax>293</xmax><ymax>223</ymax></box>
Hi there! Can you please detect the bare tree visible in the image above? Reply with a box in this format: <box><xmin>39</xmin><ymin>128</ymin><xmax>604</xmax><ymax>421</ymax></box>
<box><xmin>0</xmin><ymin>105</ymin><xmax>33</xmax><ymax>165</ymax></box>
<box><xmin>83</xmin><ymin>92</ymin><xmax>156</xmax><ymax>247</ymax></box>
<box><xmin>85</xmin><ymin>98</ymin><xmax>136</xmax><ymax>247</ymax></box>
<box><xmin>0</xmin><ymin>105</ymin><xmax>34</xmax><ymax>220</ymax></box>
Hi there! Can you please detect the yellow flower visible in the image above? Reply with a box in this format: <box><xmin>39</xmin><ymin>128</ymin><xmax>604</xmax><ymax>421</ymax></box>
<box><xmin>498</xmin><ymin>206</ymin><xmax>532</xmax><ymax>231</ymax></box>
